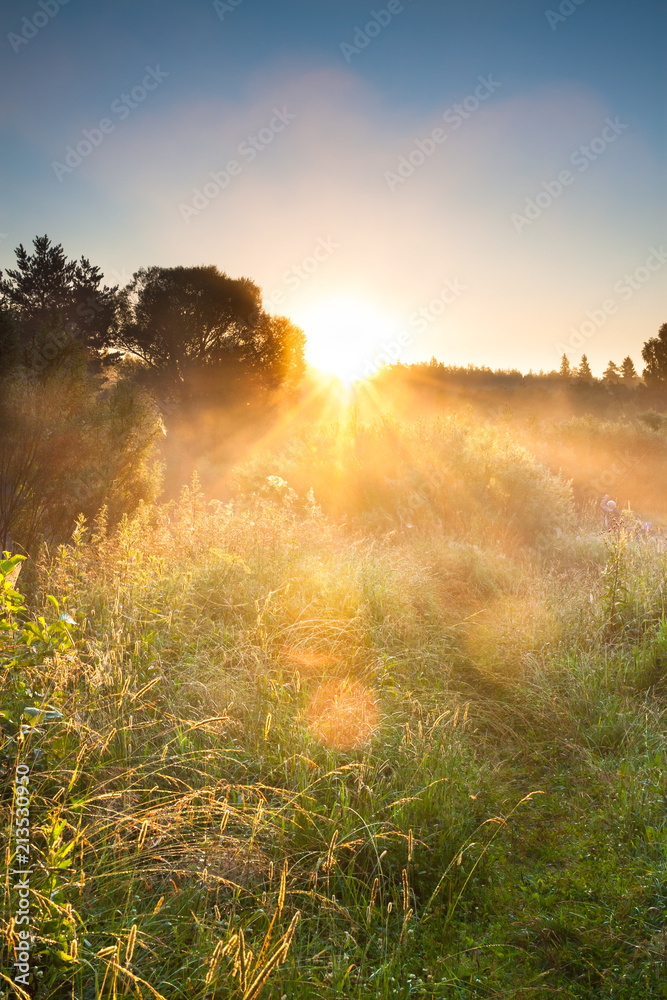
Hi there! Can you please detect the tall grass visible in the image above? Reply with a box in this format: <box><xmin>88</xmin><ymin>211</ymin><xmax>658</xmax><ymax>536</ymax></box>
<box><xmin>2</xmin><ymin>413</ymin><xmax>667</xmax><ymax>998</ymax></box>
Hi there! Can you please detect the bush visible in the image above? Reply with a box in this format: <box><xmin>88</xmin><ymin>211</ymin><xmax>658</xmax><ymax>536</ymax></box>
<box><xmin>0</xmin><ymin>340</ymin><xmax>164</xmax><ymax>553</ymax></box>
<box><xmin>230</xmin><ymin>414</ymin><xmax>575</xmax><ymax>548</ymax></box>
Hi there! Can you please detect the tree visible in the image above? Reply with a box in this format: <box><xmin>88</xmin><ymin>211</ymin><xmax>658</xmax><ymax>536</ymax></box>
<box><xmin>576</xmin><ymin>354</ymin><xmax>593</xmax><ymax>382</ymax></box>
<box><xmin>641</xmin><ymin>324</ymin><xmax>667</xmax><ymax>382</ymax></box>
<box><xmin>559</xmin><ymin>353</ymin><xmax>571</xmax><ymax>378</ymax></box>
<box><xmin>113</xmin><ymin>265</ymin><xmax>306</xmax><ymax>399</ymax></box>
<box><xmin>620</xmin><ymin>356</ymin><xmax>638</xmax><ymax>382</ymax></box>
<box><xmin>0</xmin><ymin>235</ymin><xmax>117</xmax><ymax>359</ymax></box>
<box><xmin>602</xmin><ymin>360</ymin><xmax>621</xmax><ymax>384</ymax></box>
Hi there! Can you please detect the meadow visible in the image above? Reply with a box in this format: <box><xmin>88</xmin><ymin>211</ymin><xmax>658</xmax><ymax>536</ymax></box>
<box><xmin>2</xmin><ymin>408</ymin><xmax>667</xmax><ymax>999</ymax></box>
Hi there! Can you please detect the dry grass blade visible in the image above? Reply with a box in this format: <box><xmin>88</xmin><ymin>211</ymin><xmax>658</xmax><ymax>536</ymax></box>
<box><xmin>242</xmin><ymin>913</ymin><xmax>301</xmax><ymax>1000</ymax></box>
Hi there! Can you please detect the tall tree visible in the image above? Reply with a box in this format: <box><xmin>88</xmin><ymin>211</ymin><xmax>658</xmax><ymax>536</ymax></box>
<box><xmin>559</xmin><ymin>353</ymin><xmax>571</xmax><ymax>378</ymax></box>
<box><xmin>576</xmin><ymin>354</ymin><xmax>593</xmax><ymax>382</ymax></box>
<box><xmin>0</xmin><ymin>235</ymin><xmax>117</xmax><ymax>357</ymax></box>
<box><xmin>641</xmin><ymin>323</ymin><xmax>667</xmax><ymax>382</ymax></box>
<box><xmin>113</xmin><ymin>265</ymin><xmax>305</xmax><ymax>398</ymax></box>
<box><xmin>602</xmin><ymin>360</ymin><xmax>621</xmax><ymax>384</ymax></box>
<box><xmin>621</xmin><ymin>356</ymin><xmax>638</xmax><ymax>382</ymax></box>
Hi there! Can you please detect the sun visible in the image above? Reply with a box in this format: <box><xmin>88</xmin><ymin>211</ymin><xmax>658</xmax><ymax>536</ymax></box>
<box><xmin>297</xmin><ymin>296</ymin><xmax>396</xmax><ymax>385</ymax></box>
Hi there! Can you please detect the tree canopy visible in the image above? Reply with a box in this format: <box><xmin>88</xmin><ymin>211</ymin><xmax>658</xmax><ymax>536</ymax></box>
<box><xmin>113</xmin><ymin>264</ymin><xmax>306</xmax><ymax>398</ymax></box>
<box><xmin>0</xmin><ymin>234</ymin><xmax>117</xmax><ymax>355</ymax></box>
<box><xmin>641</xmin><ymin>323</ymin><xmax>667</xmax><ymax>382</ymax></box>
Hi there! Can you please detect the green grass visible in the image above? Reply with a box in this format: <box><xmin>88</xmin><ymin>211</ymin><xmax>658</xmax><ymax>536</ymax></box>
<box><xmin>2</xmin><ymin>414</ymin><xmax>667</xmax><ymax>998</ymax></box>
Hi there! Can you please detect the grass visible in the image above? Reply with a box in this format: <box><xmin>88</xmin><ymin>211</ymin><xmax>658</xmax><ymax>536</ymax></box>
<box><xmin>2</xmin><ymin>412</ymin><xmax>667</xmax><ymax>998</ymax></box>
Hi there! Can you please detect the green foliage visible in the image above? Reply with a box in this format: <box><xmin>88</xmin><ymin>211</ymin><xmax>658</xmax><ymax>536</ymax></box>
<box><xmin>0</xmin><ymin>551</ymin><xmax>70</xmax><ymax>749</ymax></box>
<box><xmin>0</xmin><ymin>234</ymin><xmax>117</xmax><ymax>357</ymax></box>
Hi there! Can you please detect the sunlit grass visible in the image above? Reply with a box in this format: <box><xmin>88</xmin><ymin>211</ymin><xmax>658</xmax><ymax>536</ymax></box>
<box><xmin>2</xmin><ymin>413</ymin><xmax>667</xmax><ymax>998</ymax></box>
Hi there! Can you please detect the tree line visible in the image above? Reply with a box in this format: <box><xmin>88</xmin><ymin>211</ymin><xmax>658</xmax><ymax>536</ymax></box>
<box><xmin>382</xmin><ymin>338</ymin><xmax>666</xmax><ymax>390</ymax></box>
<box><xmin>0</xmin><ymin>234</ymin><xmax>305</xmax><ymax>400</ymax></box>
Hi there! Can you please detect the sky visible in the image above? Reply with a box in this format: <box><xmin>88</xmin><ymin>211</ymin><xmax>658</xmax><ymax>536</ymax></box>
<box><xmin>1</xmin><ymin>0</ymin><xmax>665</xmax><ymax>378</ymax></box>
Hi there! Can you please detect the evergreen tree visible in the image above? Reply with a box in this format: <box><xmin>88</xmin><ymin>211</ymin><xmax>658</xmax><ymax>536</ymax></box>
<box><xmin>559</xmin><ymin>353</ymin><xmax>571</xmax><ymax>378</ymax></box>
<box><xmin>621</xmin><ymin>356</ymin><xmax>638</xmax><ymax>381</ymax></box>
<box><xmin>0</xmin><ymin>234</ymin><xmax>117</xmax><ymax>355</ymax></box>
<box><xmin>602</xmin><ymin>360</ymin><xmax>621</xmax><ymax>384</ymax></box>
<box><xmin>576</xmin><ymin>354</ymin><xmax>593</xmax><ymax>381</ymax></box>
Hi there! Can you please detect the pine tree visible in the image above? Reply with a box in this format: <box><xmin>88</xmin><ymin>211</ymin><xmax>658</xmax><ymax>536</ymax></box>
<box><xmin>577</xmin><ymin>354</ymin><xmax>593</xmax><ymax>381</ymax></box>
<box><xmin>559</xmin><ymin>353</ymin><xmax>571</xmax><ymax>378</ymax></box>
<box><xmin>621</xmin><ymin>356</ymin><xmax>638</xmax><ymax>381</ymax></box>
<box><xmin>0</xmin><ymin>234</ymin><xmax>117</xmax><ymax>352</ymax></box>
<box><xmin>602</xmin><ymin>360</ymin><xmax>621</xmax><ymax>384</ymax></box>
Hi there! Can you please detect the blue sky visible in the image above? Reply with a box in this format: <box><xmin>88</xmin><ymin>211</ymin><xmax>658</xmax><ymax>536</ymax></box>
<box><xmin>1</xmin><ymin>0</ymin><xmax>665</xmax><ymax>375</ymax></box>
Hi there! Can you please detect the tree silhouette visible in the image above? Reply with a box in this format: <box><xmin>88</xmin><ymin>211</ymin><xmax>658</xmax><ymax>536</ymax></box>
<box><xmin>0</xmin><ymin>235</ymin><xmax>117</xmax><ymax>355</ymax></box>
<box><xmin>576</xmin><ymin>354</ymin><xmax>593</xmax><ymax>381</ymax></box>
<box><xmin>113</xmin><ymin>265</ymin><xmax>305</xmax><ymax>399</ymax></box>
<box><xmin>559</xmin><ymin>353</ymin><xmax>571</xmax><ymax>378</ymax></box>
<box><xmin>620</xmin><ymin>356</ymin><xmax>638</xmax><ymax>382</ymax></box>
<box><xmin>602</xmin><ymin>360</ymin><xmax>621</xmax><ymax>384</ymax></box>
<box><xmin>641</xmin><ymin>324</ymin><xmax>667</xmax><ymax>382</ymax></box>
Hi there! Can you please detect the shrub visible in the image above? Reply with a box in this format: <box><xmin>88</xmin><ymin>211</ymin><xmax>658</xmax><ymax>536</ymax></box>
<box><xmin>0</xmin><ymin>340</ymin><xmax>164</xmax><ymax>553</ymax></box>
<box><xmin>230</xmin><ymin>415</ymin><xmax>575</xmax><ymax>548</ymax></box>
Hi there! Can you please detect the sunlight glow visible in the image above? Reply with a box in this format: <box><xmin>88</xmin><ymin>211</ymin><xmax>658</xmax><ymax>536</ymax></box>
<box><xmin>299</xmin><ymin>297</ymin><xmax>397</xmax><ymax>385</ymax></box>
<box><xmin>307</xmin><ymin>679</ymin><xmax>379</xmax><ymax>750</ymax></box>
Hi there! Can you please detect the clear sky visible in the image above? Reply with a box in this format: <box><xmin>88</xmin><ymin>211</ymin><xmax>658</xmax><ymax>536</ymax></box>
<box><xmin>1</xmin><ymin>0</ymin><xmax>665</xmax><ymax>376</ymax></box>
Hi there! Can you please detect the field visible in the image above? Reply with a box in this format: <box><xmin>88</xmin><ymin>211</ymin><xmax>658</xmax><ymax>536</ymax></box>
<box><xmin>2</xmin><ymin>409</ymin><xmax>667</xmax><ymax>999</ymax></box>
